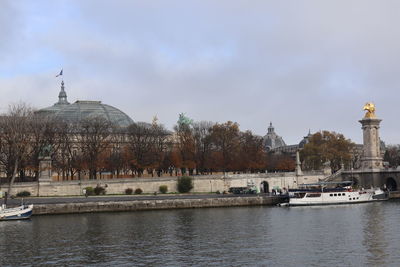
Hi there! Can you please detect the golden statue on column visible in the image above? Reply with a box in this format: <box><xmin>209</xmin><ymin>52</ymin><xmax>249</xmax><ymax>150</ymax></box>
<box><xmin>363</xmin><ymin>102</ymin><xmax>376</xmax><ymax>118</ymax></box>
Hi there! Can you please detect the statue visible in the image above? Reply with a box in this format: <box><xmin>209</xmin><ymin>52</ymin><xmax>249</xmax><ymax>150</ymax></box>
<box><xmin>39</xmin><ymin>144</ymin><xmax>52</xmax><ymax>158</ymax></box>
<box><xmin>177</xmin><ymin>113</ymin><xmax>193</xmax><ymax>126</ymax></box>
<box><xmin>363</xmin><ymin>102</ymin><xmax>376</xmax><ymax>118</ymax></box>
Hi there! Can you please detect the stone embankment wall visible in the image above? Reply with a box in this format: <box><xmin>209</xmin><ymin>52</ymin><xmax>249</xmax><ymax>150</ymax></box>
<box><xmin>1</xmin><ymin>172</ymin><xmax>324</xmax><ymax>197</ymax></box>
<box><xmin>389</xmin><ymin>191</ymin><xmax>400</xmax><ymax>198</ymax></box>
<box><xmin>33</xmin><ymin>196</ymin><xmax>283</xmax><ymax>215</ymax></box>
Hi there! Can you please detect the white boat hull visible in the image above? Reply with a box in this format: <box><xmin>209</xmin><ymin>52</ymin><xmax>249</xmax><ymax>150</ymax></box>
<box><xmin>288</xmin><ymin>189</ymin><xmax>388</xmax><ymax>207</ymax></box>
<box><xmin>0</xmin><ymin>204</ymin><xmax>33</xmax><ymax>221</ymax></box>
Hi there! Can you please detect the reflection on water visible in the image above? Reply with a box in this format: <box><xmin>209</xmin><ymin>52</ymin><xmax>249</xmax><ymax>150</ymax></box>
<box><xmin>1</xmin><ymin>201</ymin><xmax>400</xmax><ymax>266</ymax></box>
<box><xmin>362</xmin><ymin>203</ymin><xmax>388</xmax><ymax>265</ymax></box>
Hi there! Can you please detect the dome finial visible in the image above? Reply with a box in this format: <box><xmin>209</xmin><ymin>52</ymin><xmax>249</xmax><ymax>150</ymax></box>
<box><xmin>56</xmin><ymin>80</ymin><xmax>70</xmax><ymax>105</ymax></box>
<box><xmin>268</xmin><ymin>122</ymin><xmax>274</xmax><ymax>133</ymax></box>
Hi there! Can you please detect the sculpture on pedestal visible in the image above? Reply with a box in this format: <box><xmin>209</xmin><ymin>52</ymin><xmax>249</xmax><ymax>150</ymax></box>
<box><xmin>363</xmin><ymin>102</ymin><xmax>376</xmax><ymax>118</ymax></box>
<box><xmin>359</xmin><ymin>102</ymin><xmax>383</xmax><ymax>170</ymax></box>
<box><xmin>38</xmin><ymin>144</ymin><xmax>53</xmax><ymax>183</ymax></box>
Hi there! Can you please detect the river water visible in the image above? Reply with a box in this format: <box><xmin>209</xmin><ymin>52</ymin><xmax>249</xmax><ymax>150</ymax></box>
<box><xmin>1</xmin><ymin>200</ymin><xmax>400</xmax><ymax>267</ymax></box>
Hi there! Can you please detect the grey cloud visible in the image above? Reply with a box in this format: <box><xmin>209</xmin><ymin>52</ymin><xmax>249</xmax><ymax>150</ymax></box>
<box><xmin>1</xmin><ymin>0</ymin><xmax>400</xmax><ymax>145</ymax></box>
<box><xmin>0</xmin><ymin>1</ymin><xmax>21</xmax><ymax>57</ymax></box>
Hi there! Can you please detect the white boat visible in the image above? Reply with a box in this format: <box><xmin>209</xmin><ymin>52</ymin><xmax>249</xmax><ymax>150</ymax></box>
<box><xmin>0</xmin><ymin>204</ymin><xmax>33</xmax><ymax>221</ymax></box>
<box><xmin>284</xmin><ymin>181</ymin><xmax>389</xmax><ymax>207</ymax></box>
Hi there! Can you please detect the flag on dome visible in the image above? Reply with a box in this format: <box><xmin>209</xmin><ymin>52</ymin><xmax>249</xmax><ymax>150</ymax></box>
<box><xmin>56</xmin><ymin>69</ymin><xmax>63</xmax><ymax>77</ymax></box>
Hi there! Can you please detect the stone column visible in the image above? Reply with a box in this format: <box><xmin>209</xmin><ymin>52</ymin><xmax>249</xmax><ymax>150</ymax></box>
<box><xmin>359</xmin><ymin>118</ymin><xmax>383</xmax><ymax>170</ymax></box>
<box><xmin>38</xmin><ymin>156</ymin><xmax>53</xmax><ymax>183</ymax></box>
<box><xmin>295</xmin><ymin>150</ymin><xmax>303</xmax><ymax>176</ymax></box>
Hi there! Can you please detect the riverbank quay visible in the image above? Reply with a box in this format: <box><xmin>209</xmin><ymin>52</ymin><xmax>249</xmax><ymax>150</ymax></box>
<box><xmin>389</xmin><ymin>190</ymin><xmax>400</xmax><ymax>198</ymax></box>
<box><xmin>6</xmin><ymin>194</ymin><xmax>286</xmax><ymax>215</ymax></box>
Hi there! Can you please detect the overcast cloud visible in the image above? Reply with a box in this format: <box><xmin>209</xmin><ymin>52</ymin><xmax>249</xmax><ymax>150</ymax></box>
<box><xmin>1</xmin><ymin>0</ymin><xmax>400</xmax><ymax>144</ymax></box>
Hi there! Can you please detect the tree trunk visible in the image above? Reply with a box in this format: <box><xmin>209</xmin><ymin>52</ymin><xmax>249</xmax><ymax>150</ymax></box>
<box><xmin>5</xmin><ymin>159</ymin><xmax>19</xmax><ymax>206</ymax></box>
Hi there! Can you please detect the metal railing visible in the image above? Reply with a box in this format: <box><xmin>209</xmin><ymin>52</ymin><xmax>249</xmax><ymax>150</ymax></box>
<box><xmin>322</xmin><ymin>168</ymin><xmax>344</xmax><ymax>182</ymax></box>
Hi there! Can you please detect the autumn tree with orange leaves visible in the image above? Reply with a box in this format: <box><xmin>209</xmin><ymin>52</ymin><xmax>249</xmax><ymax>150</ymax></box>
<box><xmin>209</xmin><ymin>121</ymin><xmax>240</xmax><ymax>173</ymax></box>
<box><xmin>238</xmin><ymin>130</ymin><xmax>266</xmax><ymax>173</ymax></box>
<box><xmin>300</xmin><ymin>131</ymin><xmax>354</xmax><ymax>172</ymax></box>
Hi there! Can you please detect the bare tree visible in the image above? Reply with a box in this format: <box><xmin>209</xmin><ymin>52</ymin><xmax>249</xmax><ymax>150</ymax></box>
<box><xmin>174</xmin><ymin>121</ymin><xmax>196</xmax><ymax>175</ymax></box>
<box><xmin>77</xmin><ymin>116</ymin><xmax>114</xmax><ymax>179</ymax></box>
<box><xmin>124</xmin><ymin>119</ymin><xmax>171</xmax><ymax>177</ymax></box>
<box><xmin>192</xmin><ymin>121</ymin><xmax>214</xmax><ymax>174</ymax></box>
<box><xmin>52</xmin><ymin>121</ymin><xmax>81</xmax><ymax>180</ymax></box>
<box><xmin>25</xmin><ymin>114</ymin><xmax>58</xmax><ymax>180</ymax></box>
<box><xmin>0</xmin><ymin>103</ymin><xmax>34</xmax><ymax>205</ymax></box>
<box><xmin>151</xmin><ymin>120</ymin><xmax>170</xmax><ymax>177</ymax></box>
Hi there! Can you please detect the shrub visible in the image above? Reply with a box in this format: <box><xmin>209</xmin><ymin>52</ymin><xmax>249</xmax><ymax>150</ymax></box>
<box><xmin>125</xmin><ymin>188</ymin><xmax>133</xmax><ymax>195</ymax></box>
<box><xmin>215</xmin><ymin>190</ymin><xmax>221</xmax><ymax>194</ymax></box>
<box><xmin>85</xmin><ymin>187</ymin><xmax>95</xmax><ymax>196</ymax></box>
<box><xmin>135</xmin><ymin>188</ymin><xmax>143</xmax><ymax>194</ymax></box>
<box><xmin>177</xmin><ymin>176</ymin><xmax>193</xmax><ymax>193</ymax></box>
<box><xmin>159</xmin><ymin>185</ymin><xmax>168</xmax><ymax>194</ymax></box>
<box><xmin>94</xmin><ymin>186</ymin><xmax>106</xmax><ymax>195</ymax></box>
<box><xmin>16</xmin><ymin>191</ymin><xmax>31</xmax><ymax>197</ymax></box>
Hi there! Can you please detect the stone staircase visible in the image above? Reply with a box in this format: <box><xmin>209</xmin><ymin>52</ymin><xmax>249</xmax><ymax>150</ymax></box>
<box><xmin>322</xmin><ymin>168</ymin><xmax>344</xmax><ymax>182</ymax></box>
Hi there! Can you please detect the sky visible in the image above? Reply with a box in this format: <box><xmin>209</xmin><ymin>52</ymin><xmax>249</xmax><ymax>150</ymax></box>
<box><xmin>1</xmin><ymin>0</ymin><xmax>400</xmax><ymax>145</ymax></box>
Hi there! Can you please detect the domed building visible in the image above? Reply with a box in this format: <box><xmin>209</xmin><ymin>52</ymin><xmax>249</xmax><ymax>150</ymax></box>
<box><xmin>266</xmin><ymin>125</ymin><xmax>311</xmax><ymax>157</ymax></box>
<box><xmin>298</xmin><ymin>130</ymin><xmax>312</xmax><ymax>149</ymax></box>
<box><xmin>37</xmin><ymin>81</ymin><xmax>134</xmax><ymax>127</ymax></box>
<box><xmin>264</xmin><ymin>122</ymin><xmax>286</xmax><ymax>151</ymax></box>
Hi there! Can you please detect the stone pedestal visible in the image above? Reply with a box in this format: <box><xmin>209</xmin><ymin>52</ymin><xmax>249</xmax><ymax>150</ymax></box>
<box><xmin>39</xmin><ymin>157</ymin><xmax>52</xmax><ymax>183</ymax></box>
<box><xmin>359</xmin><ymin>118</ymin><xmax>383</xmax><ymax>170</ymax></box>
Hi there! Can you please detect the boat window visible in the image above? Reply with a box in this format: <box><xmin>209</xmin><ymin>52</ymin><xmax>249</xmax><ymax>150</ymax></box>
<box><xmin>334</xmin><ymin>194</ymin><xmax>337</xmax><ymax>196</ymax></box>
<box><xmin>343</xmin><ymin>193</ymin><xmax>346</xmax><ymax>196</ymax></box>
<box><xmin>330</xmin><ymin>194</ymin><xmax>333</xmax><ymax>197</ymax></box>
<box><xmin>357</xmin><ymin>197</ymin><xmax>359</xmax><ymax>199</ymax></box>
<box><xmin>294</xmin><ymin>193</ymin><xmax>306</xmax><ymax>198</ymax></box>
<box><xmin>349</xmin><ymin>198</ymin><xmax>352</xmax><ymax>200</ymax></box>
<box><xmin>306</xmin><ymin>193</ymin><xmax>321</xmax><ymax>198</ymax></box>
<box><xmin>353</xmin><ymin>198</ymin><xmax>355</xmax><ymax>200</ymax></box>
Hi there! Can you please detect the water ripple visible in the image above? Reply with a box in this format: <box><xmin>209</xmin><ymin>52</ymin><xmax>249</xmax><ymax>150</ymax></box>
<box><xmin>1</xmin><ymin>201</ymin><xmax>400</xmax><ymax>266</ymax></box>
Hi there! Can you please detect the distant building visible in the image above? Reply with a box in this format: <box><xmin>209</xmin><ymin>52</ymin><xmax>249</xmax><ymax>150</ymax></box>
<box><xmin>264</xmin><ymin>122</ymin><xmax>311</xmax><ymax>157</ymax></box>
<box><xmin>264</xmin><ymin>122</ymin><xmax>386</xmax><ymax>169</ymax></box>
<box><xmin>36</xmin><ymin>81</ymin><xmax>134</xmax><ymax>127</ymax></box>
<box><xmin>263</xmin><ymin>122</ymin><xmax>286</xmax><ymax>151</ymax></box>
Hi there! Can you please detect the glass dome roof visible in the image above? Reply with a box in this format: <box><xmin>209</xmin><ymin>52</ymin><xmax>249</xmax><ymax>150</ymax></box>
<box><xmin>54</xmin><ymin>100</ymin><xmax>134</xmax><ymax>127</ymax></box>
<box><xmin>37</xmin><ymin>81</ymin><xmax>133</xmax><ymax>127</ymax></box>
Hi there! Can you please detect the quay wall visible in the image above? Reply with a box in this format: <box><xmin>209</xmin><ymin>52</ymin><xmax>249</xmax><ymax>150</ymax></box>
<box><xmin>32</xmin><ymin>196</ymin><xmax>284</xmax><ymax>215</ymax></box>
<box><xmin>1</xmin><ymin>172</ymin><xmax>324</xmax><ymax>197</ymax></box>
<box><xmin>389</xmin><ymin>191</ymin><xmax>400</xmax><ymax>198</ymax></box>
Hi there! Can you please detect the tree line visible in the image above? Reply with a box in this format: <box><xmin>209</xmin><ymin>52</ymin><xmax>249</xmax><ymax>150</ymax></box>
<box><xmin>0</xmin><ymin>104</ymin><xmax>356</xmax><ymax>182</ymax></box>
